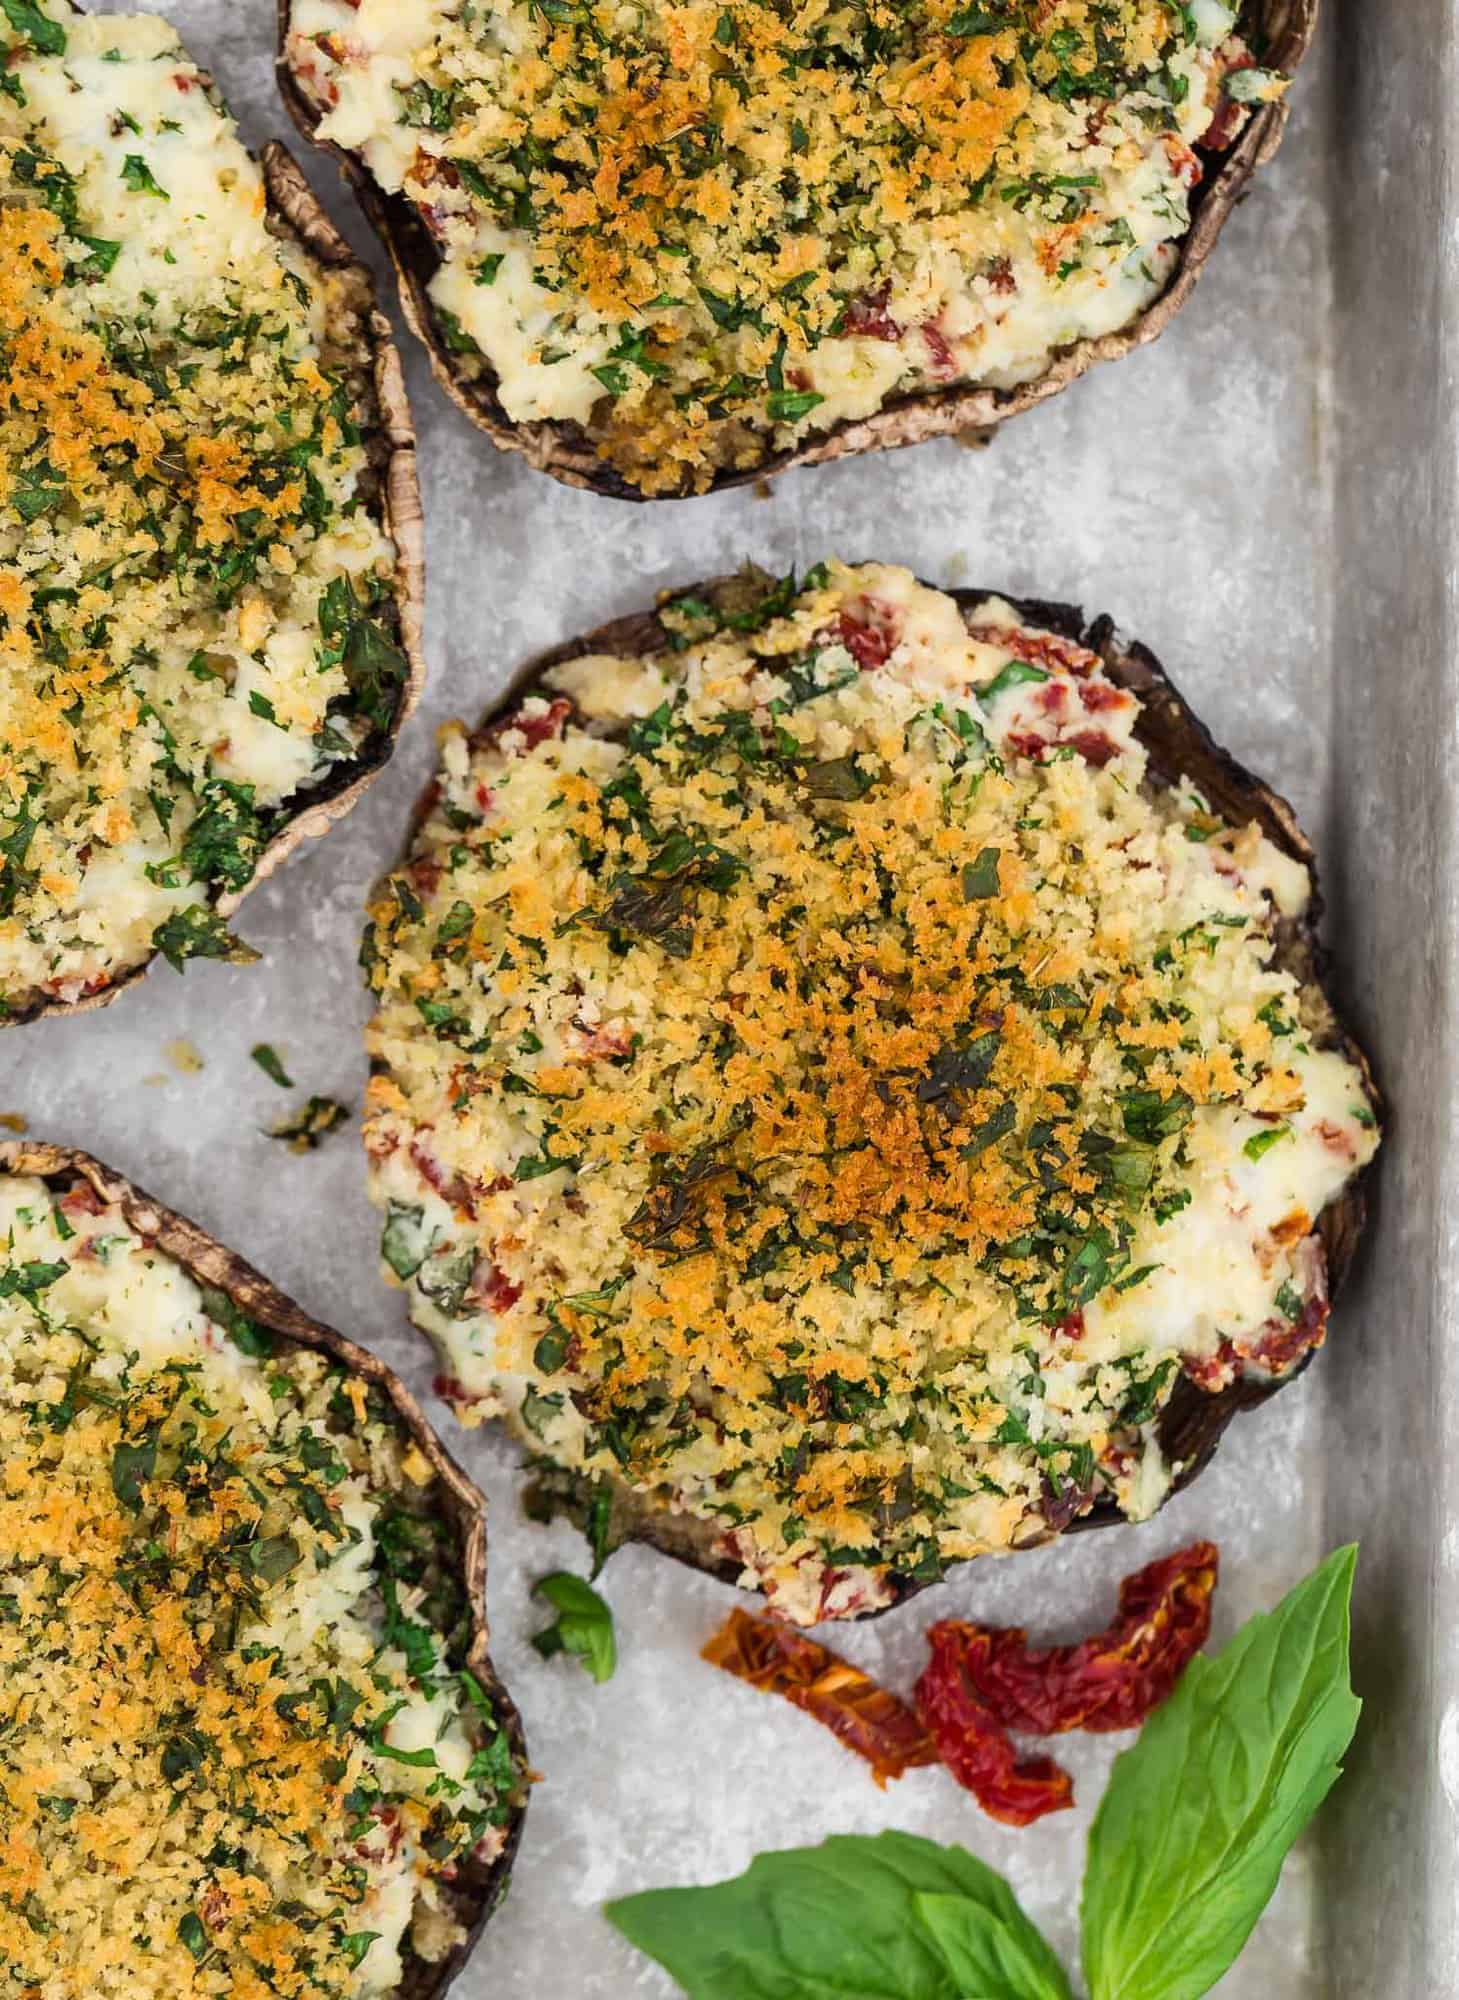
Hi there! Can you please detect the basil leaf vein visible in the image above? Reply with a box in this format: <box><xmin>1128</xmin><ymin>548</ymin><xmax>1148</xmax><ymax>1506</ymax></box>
<box><xmin>915</xmin><ymin>1890</ymin><xmax>1072</xmax><ymax>2000</ymax></box>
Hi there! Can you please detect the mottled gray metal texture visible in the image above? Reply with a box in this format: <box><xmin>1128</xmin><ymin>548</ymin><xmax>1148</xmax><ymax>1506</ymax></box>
<box><xmin>5</xmin><ymin>3</ymin><xmax>1436</xmax><ymax>1994</ymax></box>
<box><xmin>1319</xmin><ymin>0</ymin><xmax>1458</xmax><ymax>1993</ymax></box>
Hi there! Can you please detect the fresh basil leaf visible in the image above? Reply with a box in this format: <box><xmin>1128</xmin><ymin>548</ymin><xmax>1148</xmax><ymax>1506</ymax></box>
<box><xmin>531</xmin><ymin>1570</ymin><xmax>615</xmax><ymax>1683</ymax></box>
<box><xmin>607</xmin><ymin>1830</ymin><xmax>1045</xmax><ymax>2000</ymax></box>
<box><xmin>1081</xmin><ymin>1544</ymin><xmax>1361</xmax><ymax>2000</ymax></box>
<box><xmin>915</xmin><ymin>1892</ymin><xmax>1072</xmax><ymax>2000</ymax></box>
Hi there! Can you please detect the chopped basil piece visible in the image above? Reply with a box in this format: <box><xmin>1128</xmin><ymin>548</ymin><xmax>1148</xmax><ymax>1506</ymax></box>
<box><xmin>250</xmin><ymin>1043</ymin><xmax>294</xmax><ymax>1089</ymax></box>
<box><xmin>120</xmin><ymin>153</ymin><xmax>168</xmax><ymax>199</ymax></box>
<box><xmin>961</xmin><ymin>846</ymin><xmax>1002</xmax><ymax>900</ymax></box>
<box><xmin>531</xmin><ymin>1571</ymin><xmax>616</xmax><ymax>1683</ymax></box>
<box><xmin>381</xmin><ymin>1201</ymin><xmax>435</xmax><ymax>1281</ymax></box>
<box><xmin>975</xmin><ymin>659</ymin><xmax>1049</xmax><ymax>701</ymax></box>
<box><xmin>151</xmin><ymin>908</ymin><xmax>261</xmax><ymax>974</ymax></box>
<box><xmin>1243</xmin><ymin>1123</ymin><xmax>1291</xmax><ymax>1162</ymax></box>
<box><xmin>1</xmin><ymin>0</ymin><xmax>65</xmax><ymax>54</ymax></box>
<box><xmin>766</xmin><ymin>389</ymin><xmax>825</xmax><ymax>422</ymax></box>
<box><xmin>176</xmin><ymin>1912</ymin><xmax>208</xmax><ymax>1961</ymax></box>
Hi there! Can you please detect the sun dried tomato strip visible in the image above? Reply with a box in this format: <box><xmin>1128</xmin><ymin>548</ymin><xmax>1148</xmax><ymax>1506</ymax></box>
<box><xmin>964</xmin><ymin>621</ymin><xmax>1103</xmax><ymax>678</ymax></box>
<box><xmin>928</xmin><ymin>1540</ymin><xmax>1219</xmax><ymax>1738</ymax></box>
<box><xmin>913</xmin><ymin>1626</ymin><xmax>1074</xmax><ymax>1826</ymax></box>
<box><xmin>701</xmin><ymin>1609</ymin><xmax>939</xmax><ymax>1788</ymax></box>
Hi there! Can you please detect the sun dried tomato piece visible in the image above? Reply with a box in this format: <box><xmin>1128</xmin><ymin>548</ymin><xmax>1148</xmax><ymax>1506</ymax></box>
<box><xmin>914</xmin><ymin>1626</ymin><xmax>1074</xmax><ymax>1825</ymax></box>
<box><xmin>836</xmin><ymin>605</ymin><xmax>898</xmax><ymax>669</ymax></box>
<box><xmin>842</xmin><ymin>288</ymin><xmax>902</xmax><ymax>341</ymax></box>
<box><xmin>474</xmin><ymin>695</ymin><xmax>573</xmax><ymax>755</ymax></box>
<box><xmin>466</xmin><ymin>1258</ymin><xmax>521</xmax><ymax>1315</ymax></box>
<box><xmin>1204</xmin><ymin>48</ymin><xmax>1257</xmax><ymax>150</ymax></box>
<box><xmin>409</xmin><ymin>1138</ymin><xmax>479</xmax><ymax>1218</ymax></box>
<box><xmin>1244</xmin><ymin>1293</ymin><xmax>1328</xmax><ymax>1375</ymax></box>
<box><xmin>928</xmin><ymin>1540</ymin><xmax>1219</xmax><ymax>1738</ymax></box>
<box><xmin>701</xmin><ymin>1609</ymin><xmax>939</xmax><ymax>1788</ymax></box>
<box><xmin>1182</xmin><ymin>1339</ymin><xmax>1240</xmax><ymax>1393</ymax></box>
<box><xmin>964</xmin><ymin>621</ymin><xmax>1103</xmax><ymax>678</ymax></box>
<box><xmin>919</xmin><ymin>321</ymin><xmax>958</xmax><ymax>377</ymax></box>
<box><xmin>1078</xmin><ymin>677</ymin><xmax>1130</xmax><ymax>713</ymax></box>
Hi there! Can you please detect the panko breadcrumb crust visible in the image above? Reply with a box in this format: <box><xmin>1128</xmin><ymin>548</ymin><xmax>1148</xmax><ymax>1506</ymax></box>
<box><xmin>0</xmin><ymin>1141</ymin><xmax>526</xmax><ymax>2000</ymax></box>
<box><xmin>276</xmin><ymin>0</ymin><xmax>1317</xmax><ymax>500</ymax></box>
<box><xmin>385</xmin><ymin>576</ymin><xmax>1377</xmax><ymax>1615</ymax></box>
<box><xmin>12</xmin><ymin>134</ymin><xmax>425</xmax><ymax>1029</ymax></box>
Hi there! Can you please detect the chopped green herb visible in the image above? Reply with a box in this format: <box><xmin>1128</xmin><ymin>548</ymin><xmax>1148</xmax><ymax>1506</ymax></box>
<box><xmin>531</xmin><ymin>1571</ymin><xmax>616</xmax><ymax>1683</ymax></box>
<box><xmin>250</xmin><ymin>1043</ymin><xmax>294</xmax><ymax>1089</ymax></box>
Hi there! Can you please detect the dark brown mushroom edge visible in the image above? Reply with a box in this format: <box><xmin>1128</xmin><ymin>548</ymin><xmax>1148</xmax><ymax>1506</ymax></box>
<box><xmin>0</xmin><ymin>1144</ymin><xmax>527</xmax><ymax>2000</ymax></box>
<box><xmin>271</xmin><ymin>0</ymin><xmax>1311</xmax><ymax>498</ymax></box>
<box><xmin>355</xmin><ymin>564</ymin><xmax>1375</xmax><ymax>1624</ymax></box>
<box><xmin>0</xmin><ymin>7</ymin><xmax>423</xmax><ymax>1024</ymax></box>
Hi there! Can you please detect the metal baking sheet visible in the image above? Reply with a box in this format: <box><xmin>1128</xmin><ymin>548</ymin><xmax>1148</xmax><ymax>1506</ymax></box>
<box><xmin>10</xmin><ymin>2</ymin><xmax>1438</xmax><ymax>1991</ymax></box>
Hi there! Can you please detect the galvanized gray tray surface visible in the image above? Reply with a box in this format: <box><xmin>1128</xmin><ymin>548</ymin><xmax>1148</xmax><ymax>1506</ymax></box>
<box><xmin>10</xmin><ymin>2</ymin><xmax>1446</xmax><ymax>1992</ymax></box>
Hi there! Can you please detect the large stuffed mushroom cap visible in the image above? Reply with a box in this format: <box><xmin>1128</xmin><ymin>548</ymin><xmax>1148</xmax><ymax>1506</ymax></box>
<box><xmin>360</xmin><ymin>562</ymin><xmax>1377</xmax><ymax>1625</ymax></box>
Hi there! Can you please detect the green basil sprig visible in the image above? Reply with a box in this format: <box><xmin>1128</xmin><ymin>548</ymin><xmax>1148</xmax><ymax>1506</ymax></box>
<box><xmin>1081</xmin><ymin>1543</ymin><xmax>1360</xmax><ymax>2000</ymax></box>
<box><xmin>532</xmin><ymin>1571</ymin><xmax>616</xmax><ymax>1683</ymax></box>
<box><xmin>610</xmin><ymin>1831</ymin><xmax>1063</xmax><ymax>2000</ymax></box>
<box><xmin>607</xmin><ymin>1546</ymin><xmax>1360</xmax><ymax>2000</ymax></box>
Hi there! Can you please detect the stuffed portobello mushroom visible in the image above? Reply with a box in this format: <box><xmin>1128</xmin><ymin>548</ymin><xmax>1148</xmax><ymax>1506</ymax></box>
<box><xmin>0</xmin><ymin>1</ymin><xmax>423</xmax><ymax>1025</ymax></box>
<box><xmin>0</xmin><ymin>1142</ymin><xmax>527</xmax><ymax>1999</ymax></box>
<box><xmin>279</xmin><ymin>0</ymin><xmax>1313</xmax><ymax>499</ymax></box>
<box><xmin>359</xmin><ymin>564</ymin><xmax>1377</xmax><ymax>1626</ymax></box>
